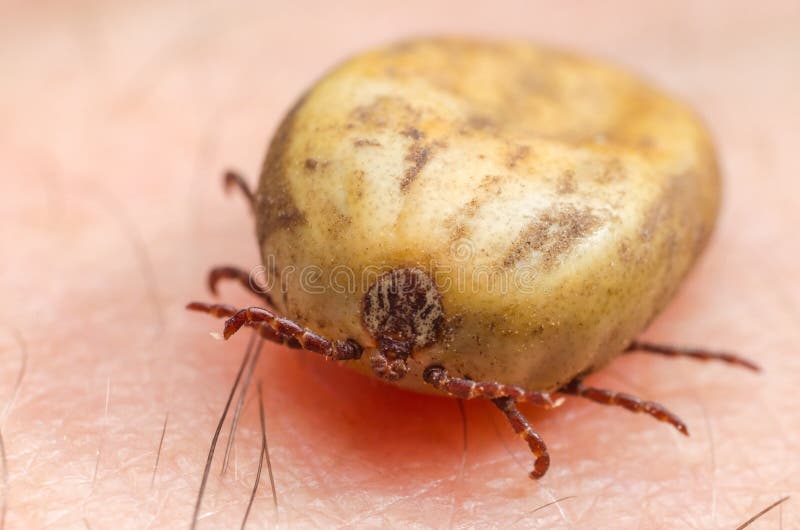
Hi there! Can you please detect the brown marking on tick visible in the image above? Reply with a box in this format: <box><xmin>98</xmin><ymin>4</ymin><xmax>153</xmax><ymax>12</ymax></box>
<box><xmin>502</xmin><ymin>204</ymin><xmax>602</xmax><ymax>269</ymax></box>
<box><xmin>557</xmin><ymin>170</ymin><xmax>576</xmax><ymax>194</ymax></box>
<box><xmin>457</xmin><ymin>114</ymin><xmax>504</xmax><ymax>137</ymax></box>
<box><xmin>304</xmin><ymin>158</ymin><xmax>318</xmax><ymax>170</ymax></box>
<box><xmin>400</xmin><ymin>142</ymin><xmax>431</xmax><ymax>191</ymax></box>
<box><xmin>350</xmin><ymin>96</ymin><xmax>420</xmax><ymax>129</ymax></box>
<box><xmin>465</xmin><ymin>114</ymin><xmax>499</xmax><ymax>132</ymax></box>
<box><xmin>449</xmin><ymin>224</ymin><xmax>468</xmax><ymax>241</ymax></box>
<box><xmin>353</xmin><ymin>138</ymin><xmax>382</xmax><ymax>147</ymax></box>
<box><xmin>444</xmin><ymin>197</ymin><xmax>480</xmax><ymax>240</ymax></box>
<box><xmin>351</xmin><ymin>101</ymin><xmax>389</xmax><ymax>128</ymax></box>
<box><xmin>478</xmin><ymin>174</ymin><xmax>503</xmax><ymax>192</ymax></box>
<box><xmin>401</xmin><ymin>127</ymin><xmax>424</xmax><ymax>140</ymax></box>
<box><xmin>506</xmin><ymin>144</ymin><xmax>531</xmax><ymax>168</ymax></box>
<box><xmin>445</xmin><ymin>174</ymin><xmax>505</xmax><ymax>241</ymax></box>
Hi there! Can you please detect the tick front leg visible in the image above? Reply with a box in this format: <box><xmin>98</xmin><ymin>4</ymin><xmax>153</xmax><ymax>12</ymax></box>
<box><xmin>559</xmin><ymin>378</ymin><xmax>689</xmax><ymax>435</ymax></box>
<box><xmin>626</xmin><ymin>340</ymin><xmax>760</xmax><ymax>371</ymax></box>
<box><xmin>220</xmin><ymin>306</ymin><xmax>363</xmax><ymax>361</ymax></box>
<box><xmin>207</xmin><ymin>265</ymin><xmax>274</xmax><ymax>306</ymax></box>
<box><xmin>187</xmin><ymin>302</ymin><xmax>299</xmax><ymax>348</ymax></box>
<box><xmin>187</xmin><ymin>302</ymin><xmax>363</xmax><ymax>361</ymax></box>
<box><xmin>222</xmin><ymin>170</ymin><xmax>256</xmax><ymax>213</ymax></box>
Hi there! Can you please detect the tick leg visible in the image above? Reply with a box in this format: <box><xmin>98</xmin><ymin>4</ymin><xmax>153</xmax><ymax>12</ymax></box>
<box><xmin>559</xmin><ymin>378</ymin><xmax>689</xmax><ymax>435</ymax></box>
<box><xmin>223</xmin><ymin>170</ymin><xmax>256</xmax><ymax>213</ymax></box>
<box><xmin>193</xmin><ymin>303</ymin><xmax>363</xmax><ymax>361</ymax></box>
<box><xmin>422</xmin><ymin>366</ymin><xmax>562</xmax><ymax>409</ymax></box>
<box><xmin>187</xmin><ymin>302</ymin><xmax>300</xmax><ymax>348</ymax></box>
<box><xmin>422</xmin><ymin>366</ymin><xmax>559</xmax><ymax>479</ymax></box>
<box><xmin>492</xmin><ymin>397</ymin><xmax>550</xmax><ymax>479</ymax></box>
<box><xmin>626</xmin><ymin>340</ymin><xmax>760</xmax><ymax>371</ymax></box>
<box><xmin>207</xmin><ymin>265</ymin><xmax>274</xmax><ymax>306</ymax></box>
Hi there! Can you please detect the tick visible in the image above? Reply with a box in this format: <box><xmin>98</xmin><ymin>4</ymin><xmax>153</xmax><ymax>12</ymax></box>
<box><xmin>188</xmin><ymin>38</ymin><xmax>758</xmax><ymax>479</ymax></box>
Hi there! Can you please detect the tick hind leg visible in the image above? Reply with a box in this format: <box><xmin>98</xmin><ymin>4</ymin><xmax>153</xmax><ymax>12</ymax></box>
<box><xmin>626</xmin><ymin>340</ymin><xmax>760</xmax><ymax>371</ymax></box>
<box><xmin>558</xmin><ymin>377</ymin><xmax>689</xmax><ymax>435</ymax></box>
<box><xmin>187</xmin><ymin>302</ymin><xmax>363</xmax><ymax>361</ymax></box>
<box><xmin>423</xmin><ymin>365</ymin><xmax>562</xmax><ymax>479</ymax></box>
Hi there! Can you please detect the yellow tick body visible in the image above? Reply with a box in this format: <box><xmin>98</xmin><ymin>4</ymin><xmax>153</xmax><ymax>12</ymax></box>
<box><xmin>254</xmin><ymin>38</ymin><xmax>720</xmax><ymax>393</ymax></box>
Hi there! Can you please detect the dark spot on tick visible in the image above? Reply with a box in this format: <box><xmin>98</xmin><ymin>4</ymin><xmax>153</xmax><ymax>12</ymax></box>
<box><xmin>502</xmin><ymin>204</ymin><xmax>602</xmax><ymax>269</ymax></box>
<box><xmin>400</xmin><ymin>142</ymin><xmax>431</xmax><ymax>191</ymax></box>
<box><xmin>354</xmin><ymin>138</ymin><xmax>382</xmax><ymax>147</ymax></box>
<box><xmin>361</xmin><ymin>267</ymin><xmax>446</xmax><ymax>349</ymax></box>
<box><xmin>402</xmin><ymin>127</ymin><xmax>424</xmax><ymax>140</ymax></box>
<box><xmin>465</xmin><ymin>114</ymin><xmax>498</xmax><ymax>131</ymax></box>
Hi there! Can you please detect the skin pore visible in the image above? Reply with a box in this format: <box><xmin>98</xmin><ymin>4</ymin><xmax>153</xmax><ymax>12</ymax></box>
<box><xmin>1</xmin><ymin>1</ymin><xmax>798</xmax><ymax>528</ymax></box>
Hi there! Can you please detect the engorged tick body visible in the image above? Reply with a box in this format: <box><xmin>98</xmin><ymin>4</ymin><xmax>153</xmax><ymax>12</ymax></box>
<box><xmin>189</xmin><ymin>38</ymin><xmax>758</xmax><ymax>479</ymax></box>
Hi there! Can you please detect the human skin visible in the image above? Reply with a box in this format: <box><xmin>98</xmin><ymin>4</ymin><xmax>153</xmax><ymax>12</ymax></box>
<box><xmin>1</xmin><ymin>1</ymin><xmax>798</xmax><ymax>529</ymax></box>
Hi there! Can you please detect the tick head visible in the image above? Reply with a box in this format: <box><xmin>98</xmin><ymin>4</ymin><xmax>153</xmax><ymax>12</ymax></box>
<box><xmin>361</xmin><ymin>267</ymin><xmax>446</xmax><ymax>350</ymax></box>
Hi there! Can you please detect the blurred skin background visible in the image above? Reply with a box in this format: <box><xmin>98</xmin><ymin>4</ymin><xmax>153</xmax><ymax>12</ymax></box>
<box><xmin>1</xmin><ymin>1</ymin><xmax>798</xmax><ymax>528</ymax></box>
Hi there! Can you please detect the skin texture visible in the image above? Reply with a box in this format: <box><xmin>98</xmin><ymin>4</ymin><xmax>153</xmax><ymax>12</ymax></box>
<box><xmin>1</xmin><ymin>1</ymin><xmax>798</xmax><ymax>528</ymax></box>
<box><xmin>257</xmin><ymin>38</ymin><xmax>721</xmax><ymax>392</ymax></box>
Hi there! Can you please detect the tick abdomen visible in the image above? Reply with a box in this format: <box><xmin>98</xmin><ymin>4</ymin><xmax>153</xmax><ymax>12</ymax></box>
<box><xmin>255</xmin><ymin>38</ymin><xmax>720</xmax><ymax>392</ymax></box>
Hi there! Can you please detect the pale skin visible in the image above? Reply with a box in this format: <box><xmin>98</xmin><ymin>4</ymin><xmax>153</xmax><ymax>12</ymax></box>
<box><xmin>1</xmin><ymin>1</ymin><xmax>798</xmax><ymax>529</ymax></box>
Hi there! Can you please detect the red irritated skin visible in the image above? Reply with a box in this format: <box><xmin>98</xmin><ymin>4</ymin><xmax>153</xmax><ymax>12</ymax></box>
<box><xmin>2</xmin><ymin>2</ymin><xmax>799</xmax><ymax>529</ymax></box>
